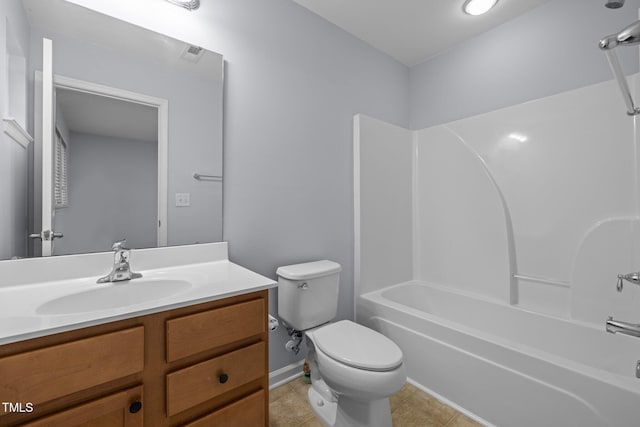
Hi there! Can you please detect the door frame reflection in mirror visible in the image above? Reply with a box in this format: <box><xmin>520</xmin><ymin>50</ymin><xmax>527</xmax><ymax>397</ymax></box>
<box><xmin>34</xmin><ymin>72</ymin><xmax>168</xmax><ymax>254</ymax></box>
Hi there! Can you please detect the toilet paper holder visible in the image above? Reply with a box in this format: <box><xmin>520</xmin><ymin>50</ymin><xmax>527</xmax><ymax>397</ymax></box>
<box><xmin>268</xmin><ymin>314</ymin><xmax>279</xmax><ymax>331</ymax></box>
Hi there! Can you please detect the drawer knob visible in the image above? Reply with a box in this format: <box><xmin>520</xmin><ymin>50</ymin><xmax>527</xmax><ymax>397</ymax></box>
<box><xmin>129</xmin><ymin>400</ymin><xmax>142</xmax><ymax>414</ymax></box>
<box><xmin>219</xmin><ymin>373</ymin><xmax>229</xmax><ymax>384</ymax></box>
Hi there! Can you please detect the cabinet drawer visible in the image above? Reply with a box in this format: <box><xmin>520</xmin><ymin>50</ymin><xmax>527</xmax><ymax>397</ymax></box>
<box><xmin>23</xmin><ymin>386</ymin><xmax>143</xmax><ymax>427</ymax></box>
<box><xmin>166</xmin><ymin>341</ymin><xmax>265</xmax><ymax>416</ymax></box>
<box><xmin>0</xmin><ymin>327</ymin><xmax>144</xmax><ymax>406</ymax></box>
<box><xmin>166</xmin><ymin>298</ymin><xmax>265</xmax><ymax>362</ymax></box>
<box><xmin>183</xmin><ymin>389</ymin><xmax>265</xmax><ymax>427</ymax></box>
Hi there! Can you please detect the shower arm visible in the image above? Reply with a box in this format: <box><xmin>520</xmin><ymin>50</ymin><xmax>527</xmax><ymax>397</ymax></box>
<box><xmin>603</xmin><ymin>49</ymin><xmax>640</xmax><ymax>116</ymax></box>
<box><xmin>599</xmin><ymin>20</ymin><xmax>640</xmax><ymax>116</ymax></box>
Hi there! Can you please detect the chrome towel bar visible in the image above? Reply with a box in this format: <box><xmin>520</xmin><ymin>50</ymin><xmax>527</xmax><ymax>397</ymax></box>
<box><xmin>193</xmin><ymin>173</ymin><xmax>222</xmax><ymax>182</ymax></box>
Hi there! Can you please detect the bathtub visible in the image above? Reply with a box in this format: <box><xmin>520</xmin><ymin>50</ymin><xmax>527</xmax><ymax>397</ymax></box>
<box><xmin>357</xmin><ymin>280</ymin><xmax>640</xmax><ymax>427</ymax></box>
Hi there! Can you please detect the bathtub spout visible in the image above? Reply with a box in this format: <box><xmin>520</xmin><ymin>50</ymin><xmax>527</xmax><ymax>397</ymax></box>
<box><xmin>606</xmin><ymin>316</ymin><xmax>640</xmax><ymax>337</ymax></box>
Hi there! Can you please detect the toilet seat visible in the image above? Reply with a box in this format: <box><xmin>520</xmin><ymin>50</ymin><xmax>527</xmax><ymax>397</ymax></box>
<box><xmin>312</xmin><ymin>320</ymin><xmax>403</xmax><ymax>372</ymax></box>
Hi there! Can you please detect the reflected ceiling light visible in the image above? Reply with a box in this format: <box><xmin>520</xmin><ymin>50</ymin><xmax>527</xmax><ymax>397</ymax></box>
<box><xmin>463</xmin><ymin>0</ymin><xmax>498</xmax><ymax>16</ymax></box>
<box><xmin>165</xmin><ymin>0</ymin><xmax>200</xmax><ymax>11</ymax></box>
<box><xmin>508</xmin><ymin>132</ymin><xmax>528</xmax><ymax>143</ymax></box>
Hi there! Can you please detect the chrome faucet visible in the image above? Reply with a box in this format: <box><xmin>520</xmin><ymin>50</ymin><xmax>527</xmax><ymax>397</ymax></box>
<box><xmin>606</xmin><ymin>317</ymin><xmax>640</xmax><ymax>338</ymax></box>
<box><xmin>97</xmin><ymin>239</ymin><xmax>143</xmax><ymax>283</ymax></box>
<box><xmin>616</xmin><ymin>272</ymin><xmax>640</xmax><ymax>292</ymax></box>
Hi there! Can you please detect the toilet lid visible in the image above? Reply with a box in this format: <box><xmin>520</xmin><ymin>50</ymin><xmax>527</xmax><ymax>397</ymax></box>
<box><xmin>313</xmin><ymin>320</ymin><xmax>403</xmax><ymax>372</ymax></box>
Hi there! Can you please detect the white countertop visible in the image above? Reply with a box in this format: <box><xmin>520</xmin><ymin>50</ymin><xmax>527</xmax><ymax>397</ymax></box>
<box><xmin>0</xmin><ymin>243</ymin><xmax>276</xmax><ymax>345</ymax></box>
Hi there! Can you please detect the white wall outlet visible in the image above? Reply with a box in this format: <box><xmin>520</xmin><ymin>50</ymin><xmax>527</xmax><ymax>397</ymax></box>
<box><xmin>175</xmin><ymin>193</ymin><xmax>191</xmax><ymax>207</ymax></box>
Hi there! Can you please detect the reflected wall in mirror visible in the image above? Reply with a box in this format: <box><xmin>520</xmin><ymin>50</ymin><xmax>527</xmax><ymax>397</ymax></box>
<box><xmin>0</xmin><ymin>0</ymin><xmax>223</xmax><ymax>261</ymax></box>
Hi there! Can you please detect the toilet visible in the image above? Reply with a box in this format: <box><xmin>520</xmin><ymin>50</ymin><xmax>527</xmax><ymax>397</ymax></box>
<box><xmin>277</xmin><ymin>260</ymin><xmax>406</xmax><ymax>427</ymax></box>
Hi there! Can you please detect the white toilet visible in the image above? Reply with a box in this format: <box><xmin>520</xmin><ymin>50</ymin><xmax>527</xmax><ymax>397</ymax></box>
<box><xmin>277</xmin><ymin>260</ymin><xmax>406</xmax><ymax>427</ymax></box>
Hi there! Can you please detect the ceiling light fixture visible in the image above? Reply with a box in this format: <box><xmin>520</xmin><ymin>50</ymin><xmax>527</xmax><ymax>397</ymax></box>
<box><xmin>463</xmin><ymin>0</ymin><xmax>498</xmax><ymax>16</ymax></box>
<box><xmin>165</xmin><ymin>0</ymin><xmax>200</xmax><ymax>11</ymax></box>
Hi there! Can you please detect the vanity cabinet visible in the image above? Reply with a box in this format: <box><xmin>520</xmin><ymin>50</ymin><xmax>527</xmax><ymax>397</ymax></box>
<box><xmin>0</xmin><ymin>290</ymin><xmax>269</xmax><ymax>426</ymax></box>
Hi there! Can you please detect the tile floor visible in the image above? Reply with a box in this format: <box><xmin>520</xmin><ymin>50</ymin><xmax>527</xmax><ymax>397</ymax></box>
<box><xmin>269</xmin><ymin>377</ymin><xmax>484</xmax><ymax>427</ymax></box>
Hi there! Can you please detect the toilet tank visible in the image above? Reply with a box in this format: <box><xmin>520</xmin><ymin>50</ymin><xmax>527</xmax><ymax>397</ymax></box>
<box><xmin>277</xmin><ymin>260</ymin><xmax>342</xmax><ymax>331</ymax></box>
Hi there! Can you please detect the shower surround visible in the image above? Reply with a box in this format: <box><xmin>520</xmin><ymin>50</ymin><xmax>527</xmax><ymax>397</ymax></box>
<box><xmin>354</xmin><ymin>75</ymin><xmax>640</xmax><ymax>426</ymax></box>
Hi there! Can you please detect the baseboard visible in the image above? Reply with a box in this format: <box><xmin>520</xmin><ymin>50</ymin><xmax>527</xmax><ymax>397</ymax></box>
<box><xmin>269</xmin><ymin>359</ymin><xmax>305</xmax><ymax>390</ymax></box>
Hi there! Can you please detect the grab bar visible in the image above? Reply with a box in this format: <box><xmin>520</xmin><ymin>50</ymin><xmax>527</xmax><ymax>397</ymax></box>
<box><xmin>606</xmin><ymin>317</ymin><xmax>640</xmax><ymax>338</ymax></box>
<box><xmin>193</xmin><ymin>172</ymin><xmax>222</xmax><ymax>182</ymax></box>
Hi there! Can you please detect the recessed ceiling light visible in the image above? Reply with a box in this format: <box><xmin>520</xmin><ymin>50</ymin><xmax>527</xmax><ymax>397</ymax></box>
<box><xmin>165</xmin><ymin>0</ymin><xmax>200</xmax><ymax>11</ymax></box>
<box><xmin>463</xmin><ymin>0</ymin><xmax>499</xmax><ymax>16</ymax></box>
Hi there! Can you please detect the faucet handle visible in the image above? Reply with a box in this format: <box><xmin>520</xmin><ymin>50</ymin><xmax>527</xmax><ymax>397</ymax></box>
<box><xmin>617</xmin><ymin>272</ymin><xmax>640</xmax><ymax>292</ymax></box>
<box><xmin>112</xmin><ymin>239</ymin><xmax>129</xmax><ymax>251</ymax></box>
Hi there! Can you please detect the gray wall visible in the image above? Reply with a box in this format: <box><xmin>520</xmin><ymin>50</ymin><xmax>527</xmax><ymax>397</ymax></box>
<box><xmin>215</xmin><ymin>0</ymin><xmax>410</xmax><ymax>370</ymax></box>
<box><xmin>0</xmin><ymin>0</ymin><xmax>30</xmax><ymax>260</ymax></box>
<box><xmin>54</xmin><ymin>132</ymin><xmax>157</xmax><ymax>255</ymax></box>
<box><xmin>410</xmin><ymin>0</ymin><xmax>640</xmax><ymax>129</ymax></box>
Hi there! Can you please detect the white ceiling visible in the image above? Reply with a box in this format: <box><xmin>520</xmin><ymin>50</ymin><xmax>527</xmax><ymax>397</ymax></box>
<box><xmin>56</xmin><ymin>89</ymin><xmax>158</xmax><ymax>143</ymax></box>
<box><xmin>292</xmin><ymin>0</ymin><xmax>552</xmax><ymax>66</ymax></box>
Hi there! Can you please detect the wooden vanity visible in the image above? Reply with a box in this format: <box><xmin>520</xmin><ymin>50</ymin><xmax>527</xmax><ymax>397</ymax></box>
<box><xmin>0</xmin><ymin>290</ymin><xmax>269</xmax><ymax>426</ymax></box>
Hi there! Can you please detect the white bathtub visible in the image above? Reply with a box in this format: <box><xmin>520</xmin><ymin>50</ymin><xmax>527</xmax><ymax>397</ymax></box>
<box><xmin>357</xmin><ymin>281</ymin><xmax>640</xmax><ymax>427</ymax></box>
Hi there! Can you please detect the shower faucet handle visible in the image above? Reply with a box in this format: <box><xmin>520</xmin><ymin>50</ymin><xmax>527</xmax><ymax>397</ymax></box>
<box><xmin>617</xmin><ymin>272</ymin><xmax>640</xmax><ymax>292</ymax></box>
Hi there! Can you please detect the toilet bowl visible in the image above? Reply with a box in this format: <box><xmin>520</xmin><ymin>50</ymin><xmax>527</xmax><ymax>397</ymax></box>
<box><xmin>277</xmin><ymin>261</ymin><xmax>406</xmax><ymax>427</ymax></box>
<box><xmin>305</xmin><ymin>320</ymin><xmax>406</xmax><ymax>427</ymax></box>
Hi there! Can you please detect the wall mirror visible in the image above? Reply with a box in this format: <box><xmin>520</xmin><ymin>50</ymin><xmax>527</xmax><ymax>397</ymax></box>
<box><xmin>1</xmin><ymin>0</ymin><xmax>223</xmax><ymax>261</ymax></box>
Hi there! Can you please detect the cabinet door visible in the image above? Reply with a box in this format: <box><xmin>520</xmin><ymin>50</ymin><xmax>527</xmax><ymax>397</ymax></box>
<box><xmin>23</xmin><ymin>386</ymin><xmax>143</xmax><ymax>427</ymax></box>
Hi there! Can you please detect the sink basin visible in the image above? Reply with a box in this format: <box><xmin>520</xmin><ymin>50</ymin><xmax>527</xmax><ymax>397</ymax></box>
<box><xmin>0</xmin><ymin>316</ymin><xmax>45</xmax><ymax>336</ymax></box>
<box><xmin>37</xmin><ymin>279</ymin><xmax>192</xmax><ymax>315</ymax></box>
